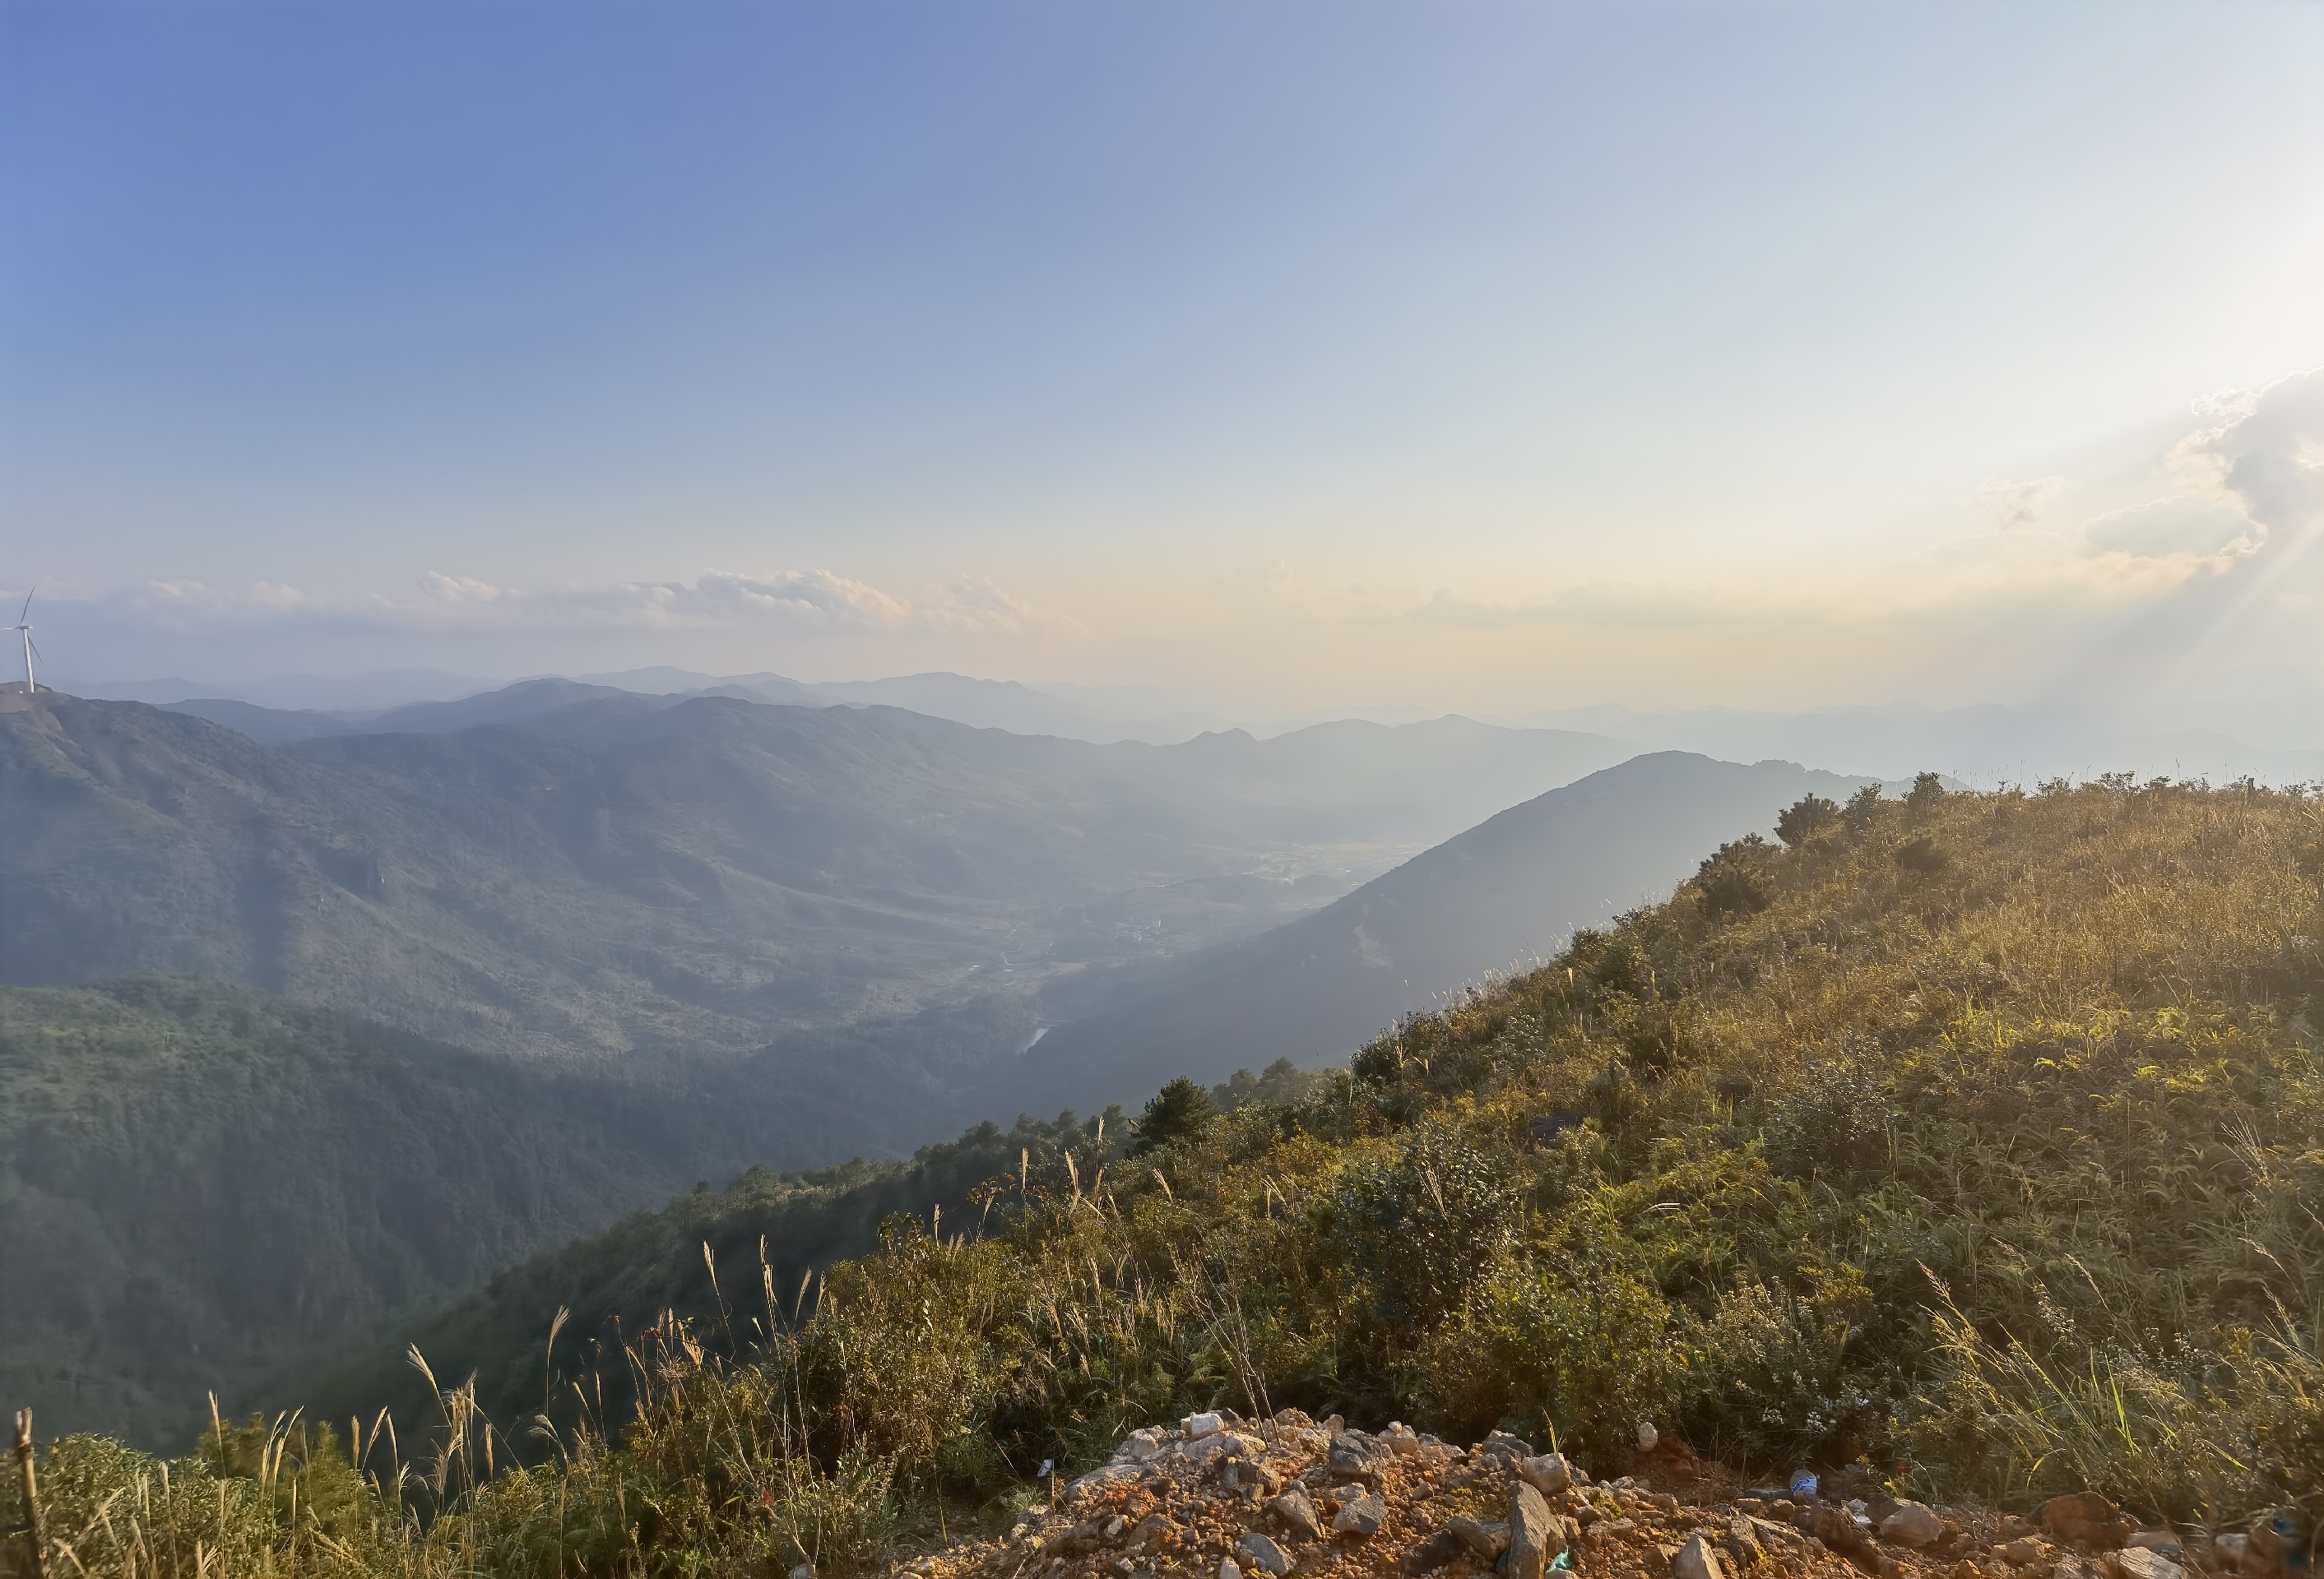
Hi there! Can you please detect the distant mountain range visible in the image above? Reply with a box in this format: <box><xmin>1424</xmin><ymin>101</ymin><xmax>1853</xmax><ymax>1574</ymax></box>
<box><xmin>137</xmin><ymin>669</ymin><xmax>1233</xmax><ymax>747</ymax></box>
<box><xmin>71</xmin><ymin>663</ymin><xmax>2324</xmax><ymax>783</ymax></box>
<box><xmin>1498</xmin><ymin>702</ymin><xmax>2324</xmax><ymax>787</ymax></box>
<box><xmin>0</xmin><ymin>688</ymin><xmax>1628</xmax><ymax>1100</ymax></box>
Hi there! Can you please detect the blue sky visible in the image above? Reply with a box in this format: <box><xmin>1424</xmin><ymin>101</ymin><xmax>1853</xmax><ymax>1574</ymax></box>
<box><xmin>3</xmin><ymin>1</ymin><xmax>2322</xmax><ymax>725</ymax></box>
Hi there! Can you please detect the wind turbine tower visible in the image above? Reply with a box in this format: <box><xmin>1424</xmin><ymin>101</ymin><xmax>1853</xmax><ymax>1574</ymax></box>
<box><xmin>12</xmin><ymin>592</ymin><xmax>35</xmax><ymax>693</ymax></box>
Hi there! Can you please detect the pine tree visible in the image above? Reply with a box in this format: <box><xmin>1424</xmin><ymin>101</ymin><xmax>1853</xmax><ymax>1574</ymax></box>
<box><xmin>1134</xmin><ymin>1077</ymin><xmax>1216</xmax><ymax>1154</ymax></box>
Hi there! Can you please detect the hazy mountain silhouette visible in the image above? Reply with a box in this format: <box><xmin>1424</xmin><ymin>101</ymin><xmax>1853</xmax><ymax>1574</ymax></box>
<box><xmin>159</xmin><ymin>669</ymin><xmax>1227</xmax><ymax>747</ymax></box>
<box><xmin>995</xmin><ymin>752</ymin><xmax>1865</xmax><ymax>1118</ymax></box>
<box><xmin>0</xmin><ymin>692</ymin><xmax>1627</xmax><ymax>1086</ymax></box>
<box><xmin>1505</xmin><ymin>701</ymin><xmax>2324</xmax><ymax>786</ymax></box>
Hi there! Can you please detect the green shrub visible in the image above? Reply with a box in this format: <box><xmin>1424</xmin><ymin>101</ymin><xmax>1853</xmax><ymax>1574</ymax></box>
<box><xmin>1134</xmin><ymin>1077</ymin><xmax>1218</xmax><ymax>1154</ymax></box>
<box><xmin>1329</xmin><ymin>1127</ymin><xmax>1518</xmax><ymax>1333</ymax></box>
<box><xmin>1895</xmin><ymin>834</ymin><xmax>1950</xmax><ymax>873</ymax></box>
<box><xmin>1694</xmin><ymin>836</ymin><xmax>1776</xmax><ymax>918</ymax></box>
<box><xmin>1776</xmin><ymin>794</ymin><xmax>1840</xmax><ymax>847</ymax></box>
<box><xmin>1410</xmin><ymin>1208</ymin><xmax>1673</xmax><ymax>1455</ymax></box>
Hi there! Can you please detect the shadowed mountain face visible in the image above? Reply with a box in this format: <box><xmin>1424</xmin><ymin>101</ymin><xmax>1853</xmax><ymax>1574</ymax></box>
<box><xmin>0</xmin><ymin>693</ymin><xmax>1250</xmax><ymax>1062</ymax></box>
<box><xmin>0</xmin><ymin>693</ymin><xmax>1627</xmax><ymax>1077</ymax></box>
<box><xmin>994</xmin><ymin>752</ymin><xmax>1867</xmax><ymax>1118</ymax></box>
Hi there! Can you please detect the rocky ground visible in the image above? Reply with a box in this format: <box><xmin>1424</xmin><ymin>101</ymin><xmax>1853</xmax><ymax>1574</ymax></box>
<box><xmin>888</xmin><ymin>1412</ymin><xmax>2308</xmax><ymax>1579</ymax></box>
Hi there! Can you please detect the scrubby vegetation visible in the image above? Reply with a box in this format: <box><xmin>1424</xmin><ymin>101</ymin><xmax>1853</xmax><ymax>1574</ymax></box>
<box><xmin>8</xmin><ymin>776</ymin><xmax>2323</xmax><ymax>1579</ymax></box>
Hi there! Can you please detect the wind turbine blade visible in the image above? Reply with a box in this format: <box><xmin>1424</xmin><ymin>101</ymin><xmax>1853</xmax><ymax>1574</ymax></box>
<box><xmin>16</xmin><ymin>590</ymin><xmax>30</xmax><ymax>623</ymax></box>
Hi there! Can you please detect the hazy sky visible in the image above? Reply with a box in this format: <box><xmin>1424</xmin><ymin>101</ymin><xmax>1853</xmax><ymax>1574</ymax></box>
<box><xmin>4</xmin><ymin>1</ymin><xmax>2322</xmax><ymax>726</ymax></box>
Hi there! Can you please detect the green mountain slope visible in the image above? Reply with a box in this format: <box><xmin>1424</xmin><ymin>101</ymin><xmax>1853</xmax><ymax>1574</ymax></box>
<box><xmin>0</xmin><ymin>977</ymin><xmax>1032</xmax><ymax>1447</ymax></box>
<box><xmin>253</xmin><ymin>752</ymin><xmax>1863</xmax><ymax>1432</ymax></box>
<box><xmin>235</xmin><ymin>775</ymin><xmax>2324</xmax><ymax>1538</ymax></box>
<box><xmin>267</xmin><ymin>1106</ymin><xmax>1126</xmax><ymax>1447</ymax></box>
<box><xmin>11</xmin><ymin>775</ymin><xmax>2324</xmax><ymax>1579</ymax></box>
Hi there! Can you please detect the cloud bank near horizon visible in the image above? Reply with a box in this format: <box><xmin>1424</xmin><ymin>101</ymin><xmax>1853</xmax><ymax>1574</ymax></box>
<box><xmin>17</xmin><ymin>370</ymin><xmax>2324</xmax><ymax>737</ymax></box>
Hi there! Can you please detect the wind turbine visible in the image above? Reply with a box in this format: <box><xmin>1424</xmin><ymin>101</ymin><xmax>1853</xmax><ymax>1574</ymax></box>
<box><xmin>12</xmin><ymin>591</ymin><xmax>35</xmax><ymax>693</ymax></box>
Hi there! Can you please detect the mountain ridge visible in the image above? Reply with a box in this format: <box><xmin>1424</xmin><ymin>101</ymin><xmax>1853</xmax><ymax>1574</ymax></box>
<box><xmin>997</xmin><ymin>752</ymin><xmax>1867</xmax><ymax>1117</ymax></box>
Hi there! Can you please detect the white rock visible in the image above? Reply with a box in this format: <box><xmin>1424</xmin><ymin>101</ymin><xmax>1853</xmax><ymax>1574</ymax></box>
<box><xmin>1219</xmin><ymin>1560</ymin><xmax>1243</xmax><ymax>1579</ymax></box>
<box><xmin>1269</xmin><ymin>1489</ymin><xmax>1322</xmax><ymax>1542</ymax></box>
<box><xmin>1237</xmin><ymin>1533</ymin><xmax>1294</xmax><ymax>1576</ymax></box>
<box><xmin>1186</xmin><ymin>1411</ymin><xmax>1226</xmax><ymax>1439</ymax></box>
<box><xmin>1636</xmin><ymin>1420</ymin><xmax>1659</xmax><ymax>1452</ymax></box>
<box><xmin>1517</xmin><ymin>1453</ymin><xmax>1574</xmax><ymax>1494</ymax></box>
<box><xmin>2113</xmin><ymin>1552</ymin><xmax>2184</xmax><ymax>1579</ymax></box>
<box><xmin>1507</xmin><ymin>1480</ymin><xmax>1561</xmax><ymax>1579</ymax></box>
<box><xmin>1174</xmin><ymin>1433</ymin><xmax>1242</xmax><ymax>1469</ymax></box>
<box><xmin>1881</xmin><ymin>1502</ymin><xmax>1945</xmax><ymax>1548</ymax></box>
<box><xmin>1116</xmin><ymin>1428</ymin><xmax>1171</xmax><ymax>1462</ymax></box>
<box><xmin>1068</xmin><ymin>1463</ymin><xmax>1143</xmax><ymax>1495</ymax></box>
<box><xmin>1673</xmin><ymin>1534</ymin><xmax>1726</xmax><ymax>1579</ymax></box>
<box><xmin>1450</xmin><ymin>1517</ymin><xmax>1511</xmax><ymax>1558</ymax></box>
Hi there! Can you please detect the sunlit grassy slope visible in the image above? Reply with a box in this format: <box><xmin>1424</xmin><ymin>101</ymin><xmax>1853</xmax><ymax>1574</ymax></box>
<box><xmin>8</xmin><ymin>775</ymin><xmax>2323</xmax><ymax>1579</ymax></box>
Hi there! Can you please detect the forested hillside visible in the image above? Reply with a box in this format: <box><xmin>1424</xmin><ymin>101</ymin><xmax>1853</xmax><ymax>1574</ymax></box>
<box><xmin>56</xmin><ymin>771</ymin><xmax>2305</xmax><ymax>1579</ymax></box>
<box><xmin>0</xmin><ymin>978</ymin><xmax>1027</xmax><ymax>1447</ymax></box>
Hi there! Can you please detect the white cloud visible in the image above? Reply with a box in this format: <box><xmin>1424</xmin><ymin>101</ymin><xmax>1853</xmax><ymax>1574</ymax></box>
<box><xmin>2187</xmin><ymin>367</ymin><xmax>2324</xmax><ymax>539</ymax></box>
<box><xmin>1401</xmin><ymin>373</ymin><xmax>2324</xmax><ymax>646</ymax></box>
<box><xmin>643</xmin><ymin>569</ymin><xmax>912</xmax><ymax>630</ymax></box>
<box><xmin>1409</xmin><ymin>582</ymin><xmax>1735</xmax><ymax>629</ymax></box>
<box><xmin>121</xmin><ymin>580</ymin><xmax>320</xmax><ymax>618</ymax></box>
<box><xmin>916</xmin><ymin>576</ymin><xmax>1050</xmax><ymax>636</ymax></box>
<box><xmin>396</xmin><ymin>568</ymin><xmax>911</xmax><ymax>630</ymax></box>
<box><xmin>415</xmin><ymin>572</ymin><xmax>506</xmax><ymax>604</ymax></box>
<box><xmin>77</xmin><ymin>567</ymin><xmax>1051</xmax><ymax>641</ymax></box>
<box><xmin>1971</xmin><ymin>476</ymin><xmax>2066</xmax><ymax>530</ymax></box>
<box><xmin>2081</xmin><ymin>495</ymin><xmax>2258</xmax><ymax>563</ymax></box>
<box><xmin>24</xmin><ymin>372</ymin><xmax>2324</xmax><ymax>725</ymax></box>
